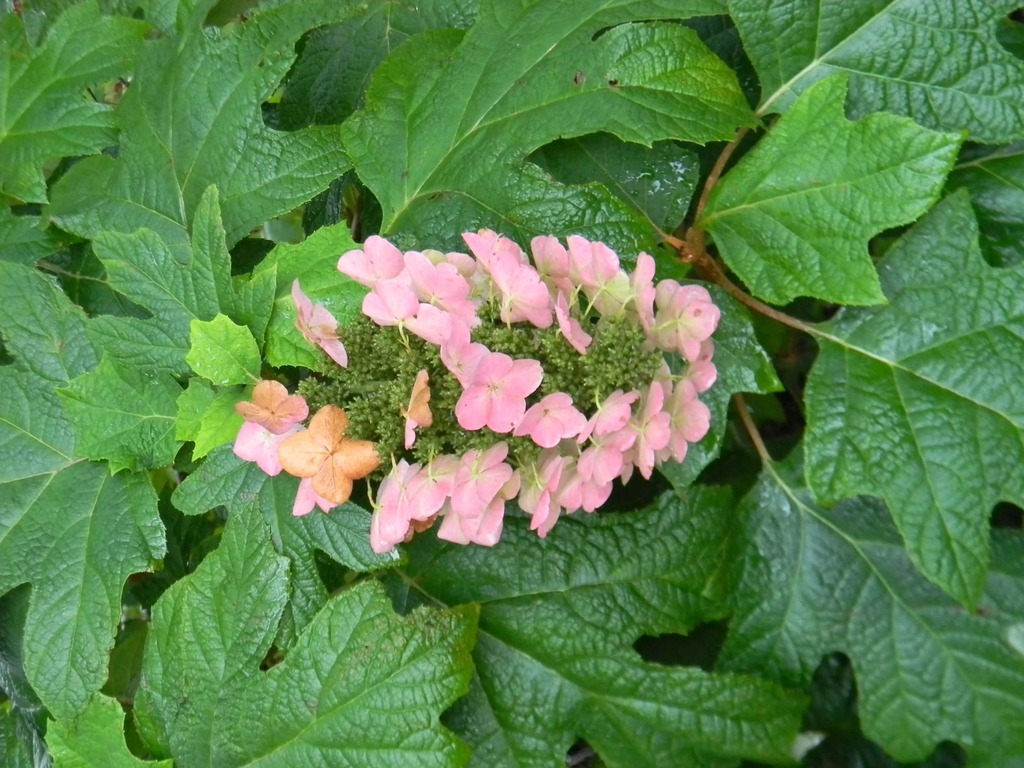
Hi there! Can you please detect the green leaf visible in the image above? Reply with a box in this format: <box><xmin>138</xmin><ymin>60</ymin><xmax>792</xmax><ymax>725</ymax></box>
<box><xmin>196</xmin><ymin>388</ymin><xmax>245</xmax><ymax>459</ymax></box>
<box><xmin>0</xmin><ymin>206</ymin><xmax>60</xmax><ymax>264</ymax></box>
<box><xmin>342</xmin><ymin>0</ymin><xmax>751</xmax><ymax>254</ymax></box>
<box><xmin>174</xmin><ymin>379</ymin><xmax>216</xmax><ymax>443</ymax></box>
<box><xmin>232</xmin><ymin>265</ymin><xmax>277</xmax><ymax>349</ymax></box>
<box><xmin>0</xmin><ymin>706</ymin><xmax>45</xmax><ymax>768</ymax></box>
<box><xmin>186</xmin><ymin>315</ymin><xmax>261</xmax><ymax>386</ymax></box>
<box><xmin>279</xmin><ymin>0</ymin><xmax>479</xmax><ymax>128</ymax></box>
<box><xmin>0</xmin><ymin>2</ymin><xmax>146</xmax><ymax>202</ymax></box>
<box><xmin>135</xmin><ymin>503</ymin><xmax>476</xmax><ymax>768</ymax></box>
<box><xmin>85</xmin><ymin>187</ymin><xmax>269</xmax><ymax>375</ymax></box>
<box><xmin>58</xmin><ymin>355</ymin><xmax>181</xmax><ymax>472</ymax></box>
<box><xmin>46</xmin><ymin>0</ymin><xmax>362</xmax><ymax>248</ymax></box>
<box><xmin>41</xmin><ymin>244</ymin><xmax>148</xmax><ymax>319</ymax></box>
<box><xmin>0</xmin><ymin>262</ymin><xmax>165</xmax><ymax>721</ymax></box>
<box><xmin>530</xmin><ymin>133</ymin><xmax>701</xmax><ymax>235</ymax></box>
<box><xmin>804</xmin><ymin>190</ymin><xmax>1024</xmax><ymax>607</ymax></box>
<box><xmin>253</xmin><ymin>221</ymin><xmax>366</xmax><ymax>369</ymax></box>
<box><xmin>402</xmin><ymin>489</ymin><xmax>805</xmax><ymax>766</ymax></box>
<box><xmin>719</xmin><ymin>451</ymin><xmax>1024</xmax><ymax>764</ymax></box>
<box><xmin>700</xmin><ymin>74</ymin><xmax>962</xmax><ymax>305</ymax></box>
<box><xmin>172</xmin><ymin>447</ymin><xmax>399</xmax><ymax>644</ymax></box>
<box><xmin>946</xmin><ymin>142</ymin><xmax>1024</xmax><ymax>266</ymax></box>
<box><xmin>729</xmin><ymin>0</ymin><xmax>1024</xmax><ymax>142</ymax></box>
<box><xmin>48</xmin><ymin>694</ymin><xmax>172</xmax><ymax>768</ymax></box>
<box><xmin>660</xmin><ymin>284</ymin><xmax>782</xmax><ymax>491</ymax></box>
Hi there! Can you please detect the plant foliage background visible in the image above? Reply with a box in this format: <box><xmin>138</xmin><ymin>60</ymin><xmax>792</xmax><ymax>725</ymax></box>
<box><xmin>2</xmin><ymin>0</ymin><xmax>1024</xmax><ymax>766</ymax></box>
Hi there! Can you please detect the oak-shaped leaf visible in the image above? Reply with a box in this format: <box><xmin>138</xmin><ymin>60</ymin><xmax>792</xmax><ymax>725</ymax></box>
<box><xmin>47</xmin><ymin>0</ymin><xmax>363</xmax><ymax>249</ymax></box>
<box><xmin>719</xmin><ymin>451</ymin><xmax>1024</xmax><ymax>765</ymax></box>
<box><xmin>81</xmin><ymin>186</ymin><xmax>272</xmax><ymax>375</ymax></box>
<box><xmin>278</xmin><ymin>0</ymin><xmax>480</xmax><ymax>128</ymax></box>
<box><xmin>47</xmin><ymin>694</ymin><xmax>172</xmax><ymax>768</ymax></box>
<box><xmin>730</xmin><ymin>0</ymin><xmax>1024</xmax><ymax>142</ymax></box>
<box><xmin>0</xmin><ymin>262</ymin><xmax>165</xmax><ymax>722</ymax></box>
<box><xmin>805</xmin><ymin>190</ymin><xmax>1024</xmax><ymax>607</ymax></box>
<box><xmin>134</xmin><ymin>502</ymin><xmax>476</xmax><ymax>768</ymax></box>
<box><xmin>701</xmin><ymin>74</ymin><xmax>961</xmax><ymax>306</ymax></box>
<box><xmin>399</xmin><ymin>488</ymin><xmax>805</xmax><ymax>767</ymax></box>
<box><xmin>172</xmin><ymin>446</ymin><xmax>398</xmax><ymax>646</ymax></box>
<box><xmin>0</xmin><ymin>2</ymin><xmax>146</xmax><ymax>203</ymax></box>
<box><xmin>342</xmin><ymin>0</ymin><xmax>752</xmax><ymax>254</ymax></box>
<box><xmin>946</xmin><ymin>142</ymin><xmax>1024</xmax><ymax>267</ymax></box>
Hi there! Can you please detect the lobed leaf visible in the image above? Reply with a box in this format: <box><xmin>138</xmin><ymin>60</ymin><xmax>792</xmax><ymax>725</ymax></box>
<box><xmin>946</xmin><ymin>142</ymin><xmax>1024</xmax><ymax>266</ymax></box>
<box><xmin>186</xmin><ymin>315</ymin><xmax>261</xmax><ymax>387</ymax></box>
<box><xmin>804</xmin><ymin>190</ymin><xmax>1024</xmax><ymax>607</ymax></box>
<box><xmin>0</xmin><ymin>206</ymin><xmax>60</xmax><ymax>265</ymax></box>
<box><xmin>342</xmin><ymin>0</ymin><xmax>751</xmax><ymax>254</ymax></box>
<box><xmin>47</xmin><ymin>694</ymin><xmax>172</xmax><ymax>768</ymax></box>
<box><xmin>0</xmin><ymin>2</ymin><xmax>146</xmax><ymax>202</ymax></box>
<box><xmin>47</xmin><ymin>0</ymin><xmax>363</xmax><ymax>248</ymax></box>
<box><xmin>719</xmin><ymin>452</ymin><xmax>1024</xmax><ymax>764</ymax></box>
<box><xmin>172</xmin><ymin>446</ymin><xmax>399</xmax><ymax>644</ymax></box>
<box><xmin>730</xmin><ymin>0</ymin><xmax>1024</xmax><ymax>142</ymax></box>
<box><xmin>401</xmin><ymin>489</ymin><xmax>805</xmax><ymax>767</ymax></box>
<box><xmin>701</xmin><ymin>74</ymin><xmax>962</xmax><ymax>305</ymax></box>
<box><xmin>58</xmin><ymin>355</ymin><xmax>181</xmax><ymax>472</ymax></box>
<box><xmin>135</xmin><ymin>502</ymin><xmax>476</xmax><ymax>768</ymax></box>
<box><xmin>0</xmin><ymin>263</ymin><xmax>164</xmax><ymax>723</ymax></box>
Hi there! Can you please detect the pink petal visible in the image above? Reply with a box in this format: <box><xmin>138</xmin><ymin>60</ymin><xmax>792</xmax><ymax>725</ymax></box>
<box><xmin>406</xmin><ymin>304</ymin><xmax>452</xmax><ymax>345</ymax></box>
<box><xmin>502</xmin><ymin>358</ymin><xmax>544</xmax><ymax>399</ymax></box>
<box><xmin>291</xmin><ymin>280</ymin><xmax>313</xmax><ymax>327</ymax></box>
<box><xmin>455</xmin><ymin>386</ymin><xmax>491</xmax><ymax>432</ymax></box>
<box><xmin>555</xmin><ymin>292</ymin><xmax>592</xmax><ymax>354</ymax></box>
<box><xmin>319</xmin><ymin>337</ymin><xmax>348</xmax><ymax>368</ymax></box>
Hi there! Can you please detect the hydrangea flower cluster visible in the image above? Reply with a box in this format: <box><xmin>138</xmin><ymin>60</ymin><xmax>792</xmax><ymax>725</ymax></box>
<box><xmin>232</xmin><ymin>231</ymin><xmax>720</xmax><ymax>553</ymax></box>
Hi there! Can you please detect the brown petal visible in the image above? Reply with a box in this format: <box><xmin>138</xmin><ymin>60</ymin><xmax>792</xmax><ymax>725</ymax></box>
<box><xmin>278</xmin><ymin>430</ymin><xmax>329</xmax><ymax>478</ymax></box>
<box><xmin>309</xmin><ymin>404</ymin><xmax>349</xmax><ymax>448</ymax></box>
<box><xmin>333</xmin><ymin>439</ymin><xmax>381</xmax><ymax>480</ymax></box>
<box><xmin>252</xmin><ymin>379</ymin><xmax>289</xmax><ymax>410</ymax></box>
<box><xmin>235</xmin><ymin>400</ymin><xmax>270</xmax><ymax>423</ymax></box>
<box><xmin>405</xmin><ymin>370</ymin><xmax>433</xmax><ymax>427</ymax></box>
<box><xmin>312</xmin><ymin>463</ymin><xmax>354</xmax><ymax>505</ymax></box>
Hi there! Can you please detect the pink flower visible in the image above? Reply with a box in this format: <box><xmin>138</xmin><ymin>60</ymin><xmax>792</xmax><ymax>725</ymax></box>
<box><xmin>651</xmin><ymin>282</ymin><xmax>720</xmax><ymax>361</ymax></box>
<box><xmin>438</xmin><ymin>472</ymin><xmax>519</xmax><ymax>546</ymax></box>
<box><xmin>451</xmin><ymin>443</ymin><xmax>514</xmax><ymax>518</ymax></box>
<box><xmin>519</xmin><ymin>451</ymin><xmax>566</xmax><ymax>537</ymax></box>
<box><xmin>440</xmin><ymin>319</ymin><xmax>489</xmax><ymax>386</ymax></box>
<box><xmin>233</xmin><ymin>422</ymin><xmax>299</xmax><ymax>476</ymax></box>
<box><xmin>455</xmin><ymin>352</ymin><xmax>544</xmax><ymax>433</ymax></box>
<box><xmin>578</xmin><ymin>389</ymin><xmax>639</xmax><ymax>443</ymax></box>
<box><xmin>406</xmin><ymin>455</ymin><xmax>459</xmax><ymax>519</ymax></box>
<box><xmin>567</xmin><ymin>236</ymin><xmax>630</xmax><ymax>316</ymax></box>
<box><xmin>338</xmin><ymin>235</ymin><xmax>406</xmax><ymax>286</ymax></box>
<box><xmin>462</xmin><ymin>230</ymin><xmax>528</xmax><ymax>278</ymax></box>
<box><xmin>494</xmin><ymin>262</ymin><xmax>553</xmax><ymax>328</ymax></box>
<box><xmin>292</xmin><ymin>477</ymin><xmax>336</xmax><ymax>516</ymax></box>
<box><xmin>362</xmin><ymin>278</ymin><xmax>420</xmax><ymax>328</ymax></box>
<box><xmin>577</xmin><ymin>427</ymin><xmax>636</xmax><ymax>485</ymax></box>
<box><xmin>404</xmin><ymin>250</ymin><xmax>478</xmax><ymax>326</ymax></box>
<box><xmin>369</xmin><ymin>460</ymin><xmax>421</xmax><ymax>553</ymax></box>
<box><xmin>292</xmin><ymin>280</ymin><xmax>348</xmax><ymax>367</ymax></box>
<box><xmin>530</xmin><ymin>235</ymin><xmax>573</xmax><ymax>294</ymax></box>
<box><xmin>554</xmin><ymin>291</ymin><xmax>591</xmax><ymax>354</ymax></box>
<box><xmin>513</xmin><ymin>392</ymin><xmax>587</xmax><ymax>448</ymax></box>
<box><xmin>661</xmin><ymin>380</ymin><xmax>711</xmax><ymax>462</ymax></box>
<box><xmin>628</xmin><ymin>382</ymin><xmax>671</xmax><ymax>479</ymax></box>
<box><xmin>406</xmin><ymin>304</ymin><xmax>452</xmax><ymax>345</ymax></box>
<box><xmin>630</xmin><ymin>252</ymin><xmax>657</xmax><ymax>331</ymax></box>
<box><xmin>685</xmin><ymin>340</ymin><xmax>717</xmax><ymax>393</ymax></box>
<box><xmin>555</xmin><ymin>460</ymin><xmax>613</xmax><ymax>513</ymax></box>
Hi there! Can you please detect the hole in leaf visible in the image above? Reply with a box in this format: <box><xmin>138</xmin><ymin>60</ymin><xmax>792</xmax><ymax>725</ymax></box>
<box><xmin>566</xmin><ymin>739</ymin><xmax>596</xmax><ymax>767</ymax></box>
<box><xmin>992</xmin><ymin>502</ymin><xmax>1023</xmax><ymax>529</ymax></box>
<box><xmin>632</xmin><ymin>619</ymin><xmax>728</xmax><ymax>671</ymax></box>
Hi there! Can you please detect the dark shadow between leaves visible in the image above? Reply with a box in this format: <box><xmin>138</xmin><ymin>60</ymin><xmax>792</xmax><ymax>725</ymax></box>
<box><xmin>632</xmin><ymin>619</ymin><xmax>728</xmax><ymax>672</ymax></box>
